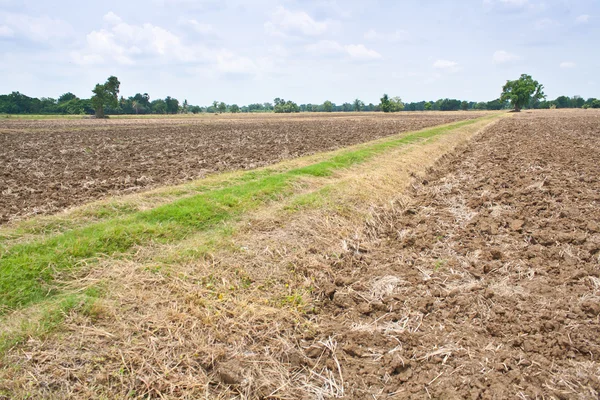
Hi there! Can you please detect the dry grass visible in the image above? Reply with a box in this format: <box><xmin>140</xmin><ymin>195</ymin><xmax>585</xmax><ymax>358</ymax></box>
<box><xmin>0</xmin><ymin>115</ymin><xmax>504</xmax><ymax>399</ymax></box>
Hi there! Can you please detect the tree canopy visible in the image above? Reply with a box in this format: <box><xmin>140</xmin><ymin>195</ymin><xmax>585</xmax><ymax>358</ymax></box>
<box><xmin>91</xmin><ymin>76</ymin><xmax>120</xmax><ymax>118</ymax></box>
<box><xmin>500</xmin><ymin>74</ymin><xmax>545</xmax><ymax>112</ymax></box>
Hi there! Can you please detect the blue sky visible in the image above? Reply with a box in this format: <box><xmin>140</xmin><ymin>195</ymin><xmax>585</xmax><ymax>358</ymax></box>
<box><xmin>0</xmin><ymin>0</ymin><xmax>598</xmax><ymax>105</ymax></box>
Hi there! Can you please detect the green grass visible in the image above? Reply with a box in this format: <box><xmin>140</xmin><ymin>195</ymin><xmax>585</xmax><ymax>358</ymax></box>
<box><xmin>0</xmin><ymin>116</ymin><xmax>496</xmax><ymax>315</ymax></box>
<box><xmin>0</xmin><ymin>291</ymin><xmax>99</xmax><ymax>354</ymax></box>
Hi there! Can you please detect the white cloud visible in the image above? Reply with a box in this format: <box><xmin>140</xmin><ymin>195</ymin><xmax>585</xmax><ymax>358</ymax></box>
<box><xmin>264</xmin><ymin>6</ymin><xmax>337</xmax><ymax>37</ymax></box>
<box><xmin>179</xmin><ymin>19</ymin><xmax>216</xmax><ymax>36</ymax></box>
<box><xmin>72</xmin><ymin>11</ymin><xmax>259</xmax><ymax>78</ymax></box>
<box><xmin>364</xmin><ymin>29</ymin><xmax>409</xmax><ymax>43</ymax></box>
<box><xmin>0</xmin><ymin>25</ymin><xmax>13</xmax><ymax>37</ymax></box>
<box><xmin>73</xmin><ymin>12</ymin><xmax>204</xmax><ymax>65</ymax></box>
<box><xmin>576</xmin><ymin>14</ymin><xmax>590</xmax><ymax>24</ymax></box>
<box><xmin>103</xmin><ymin>11</ymin><xmax>122</xmax><ymax>25</ymax></box>
<box><xmin>0</xmin><ymin>12</ymin><xmax>73</xmax><ymax>43</ymax></box>
<box><xmin>559</xmin><ymin>61</ymin><xmax>576</xmax><ymax>69</ymax></box>
<box><xmin>493</xmin><ymin>50</ymin><xmax>520</xmax><ymax>64</ymax></box>
<box><xmin>433</xmin><ymin>59</ymin><xmax>459</xmax><ymax>70</ymax></box>
<box><xmin>306</xmin><ymin>40</ymin><xmax>381</xmax><ymax>60</ymax></box>
<box><xmin>345</xmin><ymin>44</ymin><xmax>382</xmax><ymax>60</ymax></box>
<box><xmin>305</xmin><ymin>40</ymin><xmax>343</xmax><ymax>55</ymax></box>
<box><xmin>215</xmin><ymin>50</ymin><xmax>258</xmax><ymax>75</ymax></box>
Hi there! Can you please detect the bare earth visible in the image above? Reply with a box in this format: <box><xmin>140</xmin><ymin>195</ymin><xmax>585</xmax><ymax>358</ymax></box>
<box><xmin>311</xmin><ymin>110</ymin><xmax>600</xmax><ymax>398</ymax></box>
<box><xmin>1</xmin><ymin>110</ymin><xmax>599</xmax><ymax>399</ymax></box>
<box><xmin>0</xmin><ymin>112</ymin><xmax>487</xmax><ymax>223</ymax></box>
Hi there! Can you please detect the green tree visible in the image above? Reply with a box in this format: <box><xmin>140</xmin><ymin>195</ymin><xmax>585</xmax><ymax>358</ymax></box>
<box><xmin>218</xmin><ymin>102</ymin><xmax>227</xmax><ymax>113</ymax></box>
<box><xmin>424</xmin><ymin>102</ymin><xmax>432</xmax><ymax>111</ymax></box>
<box><xmin>380</xmin><ymin>94</ymin><xmax>392</xmax><ymax>112</ymax></box>
<box><xmin>91</xmin><ymin>76</ymin><xmax>120</xmax><ymax>118</ymax></box>
<box><xmin>592</xmin><ymin>100</ymin><xmax>600</xmax><ymax>109</ymax></box>
<box><xmin>165</xmin><ymin>96</ymin><xmax>179</xmax><ymax>114</ymax></box>
<box><xmin>230</xmin><ymin>104</ymin><xmax>240</xmax><ymax>113</ymax></box>
<box><xmin>151</xmin><ymin>99</ymin><xmax>167</xmax><ymax>114</ymax></box>
<box><xmin>390</xmin><ymin>96</ymin><xmax>404</xmax><ymax>112</ymax></box>
<box><xmin>461</xmin><ymin>101</ymin><xmax>468</xmax><ymax>111</ymax></box>
<box><xmin>323</xmin><ymin>100</ymin><xmax>333</xmax><ymax>112</ymax></box>
<box><xmin>353</xmin><ymin>98</ymin><xmax>364</xmax><ymax>112</ymax></box>
<box><xmin>500</xmin><ymin>74</ymin><xmax>545</xmax><ymax>112</ymax></box>
<box><xmin>58</xmin><ymin>92</ymin><xmax>77</xmax><ymax>103</ymax></box>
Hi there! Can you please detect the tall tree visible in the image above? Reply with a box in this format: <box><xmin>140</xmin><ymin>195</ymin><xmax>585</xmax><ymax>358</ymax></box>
<box><xmin>353</xmin><ymin>98</ymin><xmax>364</xmax><ymax>112</ymax></box>
<box><xmin>165</xmin><ymin>96</ymin><xmax>179</xmax><ymax>114</ymax></box>
<box><xmin>323</xmin><ymin>100</ymin><xmax>333</xmax><ymax>112</ymax></box>
<box><xmin>91</xmin><ymin>76</ymin><xmax>120</xmax><ymax>118</ymax></box>
<box><xmin>218</xmin><ymin>102</ymin><xmax>227</xmax><ymax>113</ymax></box>
<box><xmin>500</xmin><ymin>74</ymin><xmax>545</xmax><ymax>112</ymax></box>
<box><xmin>380</xmin><ymin>94</ymin><xmax>391</xmax><ymax>112</ymax></box>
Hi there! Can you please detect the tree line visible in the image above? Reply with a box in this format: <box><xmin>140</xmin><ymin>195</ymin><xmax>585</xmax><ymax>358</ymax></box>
<box><xmin>1</xmin><ymin>75</ymin><xmax>598</xmax><ymax>116</ymax></box>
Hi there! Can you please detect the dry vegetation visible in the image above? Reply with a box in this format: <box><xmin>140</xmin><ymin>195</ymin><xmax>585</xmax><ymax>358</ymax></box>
<box><xmin>0</xmin><ymin>112</ymin><xmax>491</xmax><ymax>223</ymax></box>
<box><xmin>1</xmin><ymin>110</ymin><xmax>599</xmax><ymax>399</ymax></box>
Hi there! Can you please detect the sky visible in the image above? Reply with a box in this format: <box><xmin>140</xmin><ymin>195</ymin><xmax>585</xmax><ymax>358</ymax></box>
<box><xmin>0</xmin><ymin>0</ymin><xmax>598</xmax><ymax>105</ymax></box>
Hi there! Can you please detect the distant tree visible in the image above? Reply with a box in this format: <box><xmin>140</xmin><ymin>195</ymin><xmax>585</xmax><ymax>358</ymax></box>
<box><xmin>486</xmin><ymin>99</ymin><xmax>504</xmax><ymax>110</ymax></box>
<box><xmin>424</xmin><ymin>102</ymin><xmax>432</xmax><ymax>111</ymax></box>
<box><xmin>274</xmin><ymin>98</ymin><xmax>300</xmax><ymax>113</ymax></box>
<box><xmin>91</xmin><ymin>76</ymin><xmax>120</xmax><ymax>118</ymax></box>
<box><xmin>342</xmin><ymin>102</ymin><xmax>352</xmax><ymax>112</ymax></box>
<box><xmin>572</xmin><ymin>96</ymin><xmax>585</xmax><ymax>108</ymax></box>
<box><xmin>391</xmin><ymin>96</ymin><xmax>404</xmax><ymax>112</ymax></box>
<box><xmin>323</xmin><ymin>100</ymin><xmax>333</xmax><ymax>112</ymax></box>
<box><xmin>218</xmin><ymin>102</ymin><xmax>227</xmax><ymax>113</ymax></box>
<box><xmin>182</xmin><ymin>99</ymin><xmax>189</xmax><ymax>113</ymax></box>
<box><xmin>592</xmin><ymin>99</ymin><xmax>600</xmax><ymax>109</ymax></box>
<box><xmin>151</xmin><ymin>99</ymin><xmax>167</xmax><ymax>114</ymax></box>
<box><xmin>58</xmin><ymin>92</ymin><xmax>77</xmax><ymax>103</ymax></box>
<box><xmin>165</xmin><ymin>96</ymin><xmax>179</xmax><ymax>114</ymax></box>
<box><xmin>189</xmin><ymin>105</ymin><xmax>202</xmax><ymax>114</ymax></box>
<box><xmin>500</xmin><ymin>74</ymin><xmax>545</xmax><ymax>112</ymax></box>
<box><xmin>353</xmin><ymin>98</ymin><xmax>364</xmax><ymax>112</ymax></box>
<box><xmin>554</xmin><ymin>96</ymin><xmax>570</xmax><ymax>109</ymax></box>
<box><xmin>380</xmin><ymin>94</ymin><xmax>391</xmax><ymax>112</ymax></box>
<box><xmin>461</xmin><ymin>101</ymin><xmax>468</xmax><ymax>111</ymax></box>
<box><xmin>230</xmin><ymin>104</ymin><xmax>240</xmax><ymax>113</ymax></box>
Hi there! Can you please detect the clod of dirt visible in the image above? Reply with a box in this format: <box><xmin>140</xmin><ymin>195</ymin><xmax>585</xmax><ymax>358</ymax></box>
<box><xmin>489</xmin><ymin>249</ymin><xmax>503</xmax><ymax>260</ymax></box>
<box><xmin>216</xmin><ymin>362</ymin><xmax>245</xmax><ymax>385</ymax></box>
<box><xmin>343</xmin><ymin>344</ymin><xmax>364</xmax><ymax>358</ymax></box>
<box><xmin>581</xmin><ymin>300</ymin><xmax>600</xmax><ymax>316</ymax></box>
<box><xmin>510</xmin><ymin>219</ymin><xmax>525</xmax><ymax>231</ymax></box>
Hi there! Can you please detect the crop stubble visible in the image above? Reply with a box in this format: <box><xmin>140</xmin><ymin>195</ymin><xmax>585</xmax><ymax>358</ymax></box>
<box><xmin>0</xmin><ymin>112</ymin><xmax>487</xmax><ymax>223</ymax></box>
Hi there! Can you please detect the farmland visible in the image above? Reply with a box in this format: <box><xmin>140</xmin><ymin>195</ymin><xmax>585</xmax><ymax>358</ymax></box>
<box><xmin>1</xmin><ymin>110</ymin><xmax>599</xmax><ymax>399</ymax></box>
<box><xmin>0</xmin><ymin>112</ymin><xmax>490</xmax><ymax>224</ymax></box>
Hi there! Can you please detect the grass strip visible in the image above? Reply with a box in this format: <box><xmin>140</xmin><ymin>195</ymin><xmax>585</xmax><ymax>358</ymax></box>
<box><xmin>0</xmin><ymin>116</ymin><xmax>494</xmax><ymax>314</ymax></box>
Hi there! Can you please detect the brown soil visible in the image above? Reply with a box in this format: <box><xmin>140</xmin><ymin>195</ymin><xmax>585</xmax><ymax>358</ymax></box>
<box><xmin>2</xmin><ymin>110</ymin><xmax>599</xmax><ymax>399</ymax></box>
<box><xmin>0</xmin><ymin>112</ymin><xmax>486</xmax><ymax>224</ymax></box>
<box><xmin>309</xmin><ymin>110</ymin><xmax>600</xmax><ymax>398</ymax></box>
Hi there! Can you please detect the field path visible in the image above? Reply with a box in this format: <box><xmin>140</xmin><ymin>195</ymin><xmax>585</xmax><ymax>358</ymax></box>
<box><xmin>0</xmin><ymin>112</ymin><xmax>489</xmax><ymax>223</ymax></box>
<box><xmin>2</xmin><ymin>111</ymin><xmax>599</xmax><ymax>399</ymax></box>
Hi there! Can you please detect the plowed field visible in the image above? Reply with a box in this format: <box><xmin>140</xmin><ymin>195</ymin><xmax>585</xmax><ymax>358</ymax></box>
<box><xmin>312</xmin><ymin>110</ymin><xmax>600</xmax><ymax>398</ymax></box>
<box><xmin>0</xmin><ymin>112</ymin><xmax>487</xmax><ymax>223</ymax></box>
